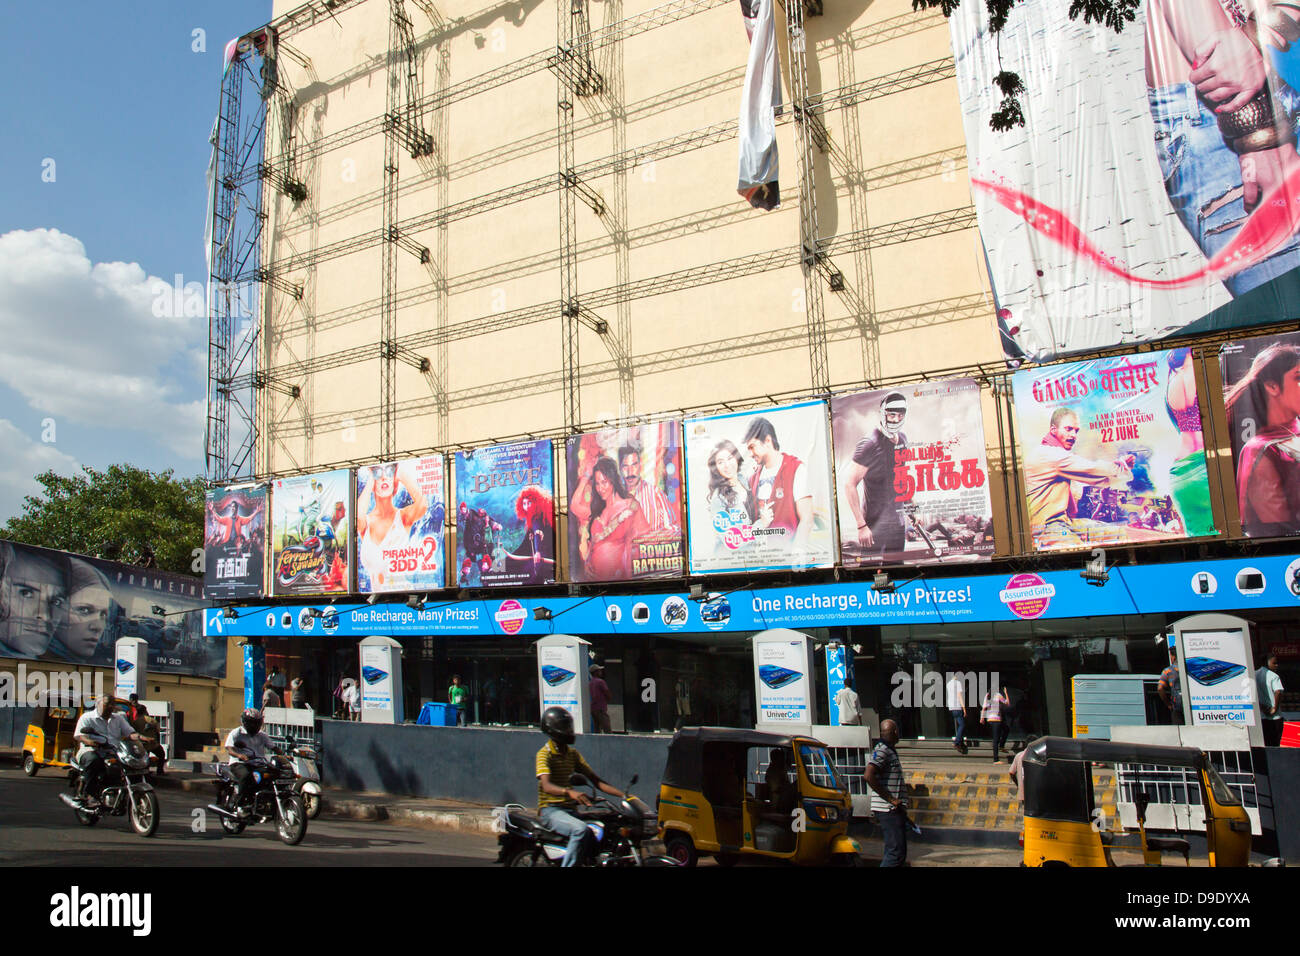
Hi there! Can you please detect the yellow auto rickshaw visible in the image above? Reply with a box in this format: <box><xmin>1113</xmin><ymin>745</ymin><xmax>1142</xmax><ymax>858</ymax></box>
<box><xmin>657</xmin><ymin>727</ymin><xmax>861</xmax><ymax>866</ymax></box>
<box><xmin>1022</xmin><ymin>736</ymin><xmax>1252</xmax><ymax>867</ymax></box>
<box><xmin>22</xmin><ymin>696</ymin><xmax>86</xmax><ymax>777</ymax></box>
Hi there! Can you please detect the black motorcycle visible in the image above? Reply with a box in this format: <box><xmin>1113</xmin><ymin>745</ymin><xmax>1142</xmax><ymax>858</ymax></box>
<box><xmin>494</xmin><ymin>774</ymin><xmax>679</xmax><ymax>867</ymax></box>
<box><xmin>207</xmin><ymin>751</ymin><xmax>309</xmax><ymax>846</ymax></box>
<box><xmin>60</xmin><ymin>737</ymin><xmax>160</xmax><ymax>838</ymax></box>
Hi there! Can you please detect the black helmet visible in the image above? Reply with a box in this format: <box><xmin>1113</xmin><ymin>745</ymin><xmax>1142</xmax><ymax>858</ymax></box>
<box><xmin>541</xmin><ymin>706</ymin><xmax>575</xmax><ymax>745</ymax></box>
<box><xmin>241</xmin><ymin>708</ymin><xmax>264</xmax><ymax>735</ymax></box>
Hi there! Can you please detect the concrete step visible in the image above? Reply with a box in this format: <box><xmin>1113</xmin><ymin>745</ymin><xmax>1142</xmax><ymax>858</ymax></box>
<box><xmin>897</xmin><ymin>767</ymin><xmax>1118</xmax><ymax>832</ymax></box>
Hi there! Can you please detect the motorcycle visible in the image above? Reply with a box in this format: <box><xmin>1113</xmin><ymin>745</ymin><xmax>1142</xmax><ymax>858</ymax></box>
<box><xmin>494</xmin><ymin>774</ymin><xmax>680</xmax><ymax>867</ymax></box>
<box><xmin>285</xmin><ymin>736</ymin><xmax>322</xmax><ymax>820</ymax></box>
<box><xmin>59</xmin><ymin>736</ymin><xmax>160</xmax><ymax>838</ymax></box>
<box><xmin>206</xmin><ymin>750</ymin><xmax>309</xmax><ymax>845</ymax></box>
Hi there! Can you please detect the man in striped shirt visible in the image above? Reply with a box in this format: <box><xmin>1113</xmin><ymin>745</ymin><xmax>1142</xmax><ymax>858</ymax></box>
<box><xmin>535</xmin><ymin>706</ymin><xmax>628</xmax><ymax>866</ymax></box>
<box><xmin>620</xmin><ymin>446</ymin><xmax>679</xmax><ymax>533</ymax></box>
<box><xmin>865</xmin><ymin>719</ymin><xmax>907</xmax><ymax>867</ymax></box>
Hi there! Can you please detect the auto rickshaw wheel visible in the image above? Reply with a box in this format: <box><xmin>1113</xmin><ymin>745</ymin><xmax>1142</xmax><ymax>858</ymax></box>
<box><xmin>664</xmin><ymin>833</ymin><xmax>698</xmax><ymax>867</ymax></box>
<box><xmin>23</xmin><ymin>753</ymin><xmax>38</xmax><ymax>776</ymax></box>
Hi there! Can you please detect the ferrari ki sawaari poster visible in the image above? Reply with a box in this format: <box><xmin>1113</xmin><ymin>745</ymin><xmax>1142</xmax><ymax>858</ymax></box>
<box><xmin>1012</xmin><ymin>349</ymin><xmax>1217</xmax><ymax>552</ymax></box>
<box><xmin>356</xmin><ymin>456</ymin><xmax>448</xmax><ymax>593</ymax></box>
<box><xmin>454</xmin><ymin>439</ymin><xmax>556</xmax><ymax>587</ymax></box>
<box><xmin>565</xmin><ymin>422</ymin><xmax>684</xmax><ymax>583</ymax></box>
<box><xmin>271</xmin><ymin>469</ymin><xmax>351</xmax><ymax>595</ymax></box>
<box><xmin>833</xmin><ymin>378</ymin><xmax>995</xmax><ymax>567</ymax></box>
<box><xmin>684</xmin><ymin>400</ymin><xmax>836</xmax><ymax>574</ymax></box>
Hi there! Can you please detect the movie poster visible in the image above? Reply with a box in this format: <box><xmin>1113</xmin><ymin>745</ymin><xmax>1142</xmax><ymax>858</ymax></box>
<box><xmin>454</xmin><ymin>440</ymin><xmax>556</xmax><ymax>587</ymax></box>
<box><xmin>0</xmin><ymin>539</ymin><xmax>221</xmax><ymax>677</ymax></box>
<box><xmin>1012</xmin><ymin>349</ymin><xmax>1217</xmax><ymax>552</ymax></box>
<box><xmin>949</xmin><ymin>3</ymin><xmax>1300</xmax><ymax>364</ymax></box>
<box><xmin>684</xmin><ymin>400</ymin><xmax>836</xmax><ymax>574</ymax></box>
<box><xmin>356</xmin><ymin>456</ymin><xmax>448</xmax><ymax>593</ymax></box>
<box><xmin>270</xmin><ymin>469</ymin><xmax>351</xmax><ymax>595</ymax></box>
<box><xmin>833</xmin><ymin>378</ymin><xmax>995</xmax><ymax>567</ymax></box>
<box><xmin>565</xmin><ymin>423</ymin><xmax>684</xmax><ymax>582</ymax></box>
<box><xmin>1221</xmin><ymin>331</ymin><xmax>1300</xmax><ymax>538</ymax></box>
<box><xmin>204</xmin><ymin>485</ymin><xmax>266</xmax><ymax>601</ymax></box>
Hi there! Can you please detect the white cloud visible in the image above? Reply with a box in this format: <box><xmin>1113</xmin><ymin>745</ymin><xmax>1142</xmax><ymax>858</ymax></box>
<box><xmin>0</xmin><ymin>228</ymin><xmax>205</xmax><ymax>459</ymax></box>
<box><xmin>0</xmin><ymin>419</ymin><xmax>79</xmax><ymax>522</ymax></box>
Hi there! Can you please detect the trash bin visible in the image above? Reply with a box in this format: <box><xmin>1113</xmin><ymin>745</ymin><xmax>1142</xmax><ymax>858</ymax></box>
<box><xmin>418</xmin><ymin>702</ymin><xmax>452</xmax><ymax>726</ymax></box>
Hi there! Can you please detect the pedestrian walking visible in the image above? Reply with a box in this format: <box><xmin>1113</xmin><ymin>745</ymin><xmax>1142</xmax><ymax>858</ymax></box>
<box><xmin>946</xmin><ymin>673</ymin><xmax>968</xmax><ymax>754</ymax></box>
<box><xmin>448</xmin><ymin>674</ymin><xmax>469</xmax><ymax>726</ymax></box>
<box><xmin>589</xmin><ymin>664</ymin><xmax>612</xmax><ymax>733</ymax></box>
<box><xmin>262</xmin><ymin>680</ymin><xmax>281</xmax><ymax>708</ymax></box>
<box><xmin>981</xmin><ymin>685</ymin><xmax>1010</xmax><ymax>763</ymax></box>
<box><xmin>269</xmin><ymin>665</ymin><xmax>287</xmax><ymax>699</ymax></box>
<box><xmin>865</xmin><ymin>719</ymin><xmax>907</xmax><ymax>867</ymax></box>
<box><xmin>834</xmin><ymin>683</ymin><xmax>862</xmax><ymax>726</ymax></box>
<box><xmin>290</xmin><ymin>676</ymin><xmax>308</xmax><ymax>710</ymax></box>
<box><xmin>340</xmin><ymin>678</ymin><xmax>360</xmax><ymax>720</ymax></box>
<box><xmin>1158</xmin><ymin>647</ymin><xmax>1183</xmax><ymax>725</ymax></box>
<box><xmin>1257</xmin><ymin>655</ymin><xmax>1285</xmax><ymax>746</ymax></box>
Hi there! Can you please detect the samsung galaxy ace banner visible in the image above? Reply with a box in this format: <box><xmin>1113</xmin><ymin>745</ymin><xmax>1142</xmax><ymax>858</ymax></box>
<box><xmin>753</xmin><ymin>631</ymin><xmax>812</xmax><ymax>726</ymax></box>
<box><xmin>684</xmin><ymin>401</ymin><xmax>836</xmax><ymax>574</ymax></box>
<box><xmin>1182</xmin><ymin>628</ymin><xmax>1255</xmax><ymax>727</ymax></box>
<box><xmin>1013</xmin><ymin>349</ymin><xmax>1217</xmax><ymax>551</ymax></box>
<box><xmin>0</xmin><ymin>539</ymin><xmax>219</xmax><ymax>677</ymax></box>
<box><xmin>204</xmin><ymin>485</ymin><xmax>266</xmax><ymax>601</ymax></box>
<box><xmin>454</xmin><ymin>439</ymin><xmax>555</xmax><ymax>587</ymax></box>
<box><xmin>356</xmin><ymin>456</ymin><xmax>448</xmax><ymax>593</ymax></box>
<box><xmin>1220</xmin><ymin>331</ymin><xmax>1300</xmax><ymax>538</ymax></box>
<box><xmin>270</xmin><ymin>469</ymin><xmax>351</xmax><ymax>596</ymax></box>
<box><xmin>833</xmin><ymin>378</ymin><xmax>994</xmax><ymax>567</ymax></box>
<box><xmin>566</xmin><ymin>423</ymin><xmax>684</xmax><ymax>583</ymax></box>
<box><xmin>949</xmin><ymin>2</ymin><xmax>1300</xmax><ymax>363</ymax></box>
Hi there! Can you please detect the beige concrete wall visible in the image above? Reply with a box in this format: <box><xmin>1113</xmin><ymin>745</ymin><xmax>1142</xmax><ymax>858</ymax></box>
<box><xmin>256</xmin><ymin>0</ymin><xmax>1002</xmax><ymax>525</ymax></box>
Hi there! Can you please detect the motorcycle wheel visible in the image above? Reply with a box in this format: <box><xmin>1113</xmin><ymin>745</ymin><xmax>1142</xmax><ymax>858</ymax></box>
<box><xmin>276</xmin><ymin>793</ymin><xmax>307</xmax><ymax>846</ymax></box>
<box><xmin>74</xmin><ymin>804</ymin><xmax>99</xmax><ymax>827</ymax></box>
<box><xmin>504</xmin><ymin>846</ymin><xmax>545</xmax><ymax>867</ymax></box>
<box><xmin>23</xmin><ymin>753</ymin><xmax>38</xmax><ymax>776</ymax></box>
<box><xmin>219</xmin><ymin>813</ymin><xmax>246</xmax><ymax>835</ymax></box>
<box><xmin>302</xmin><ymin>790</ymin><xmax>321</xmax><ymax>820</ymax></box>
<box><xmin>129</xmin><ymin>790</ymin><xmax>159</xmax><ymax>838</ymax></box>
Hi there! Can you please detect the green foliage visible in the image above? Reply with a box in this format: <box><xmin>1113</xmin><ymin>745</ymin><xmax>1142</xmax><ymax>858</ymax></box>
<box><xmin>911</xmin><ymin>0</ymin><xmax>1138</xmax><ymax>130</ymax></box>
<box><xmin>3</xmin><ymin>465</ymin><xmax>205</xmax><ymax>577</ymax></box>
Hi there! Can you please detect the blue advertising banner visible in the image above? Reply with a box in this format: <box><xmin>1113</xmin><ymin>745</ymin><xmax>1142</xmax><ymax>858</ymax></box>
<box><xmin>208</xmin><ymin>552</ymin><xmax>1300</xmax><ymax>640</ymax></box>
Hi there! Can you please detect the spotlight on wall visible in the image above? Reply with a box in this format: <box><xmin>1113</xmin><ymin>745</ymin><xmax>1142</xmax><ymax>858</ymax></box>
<box><xmin>871</xmin><ymin>571</ymin><xmax>895</xmax><ymax>594</ymax></box>
<box><xmin>151</xmin><ymin>605</ymin><xmax>167</xmax><ymax>617</ymax></box>
<box><xmin>407</xmin><ymin>594</ymin><xmax>425</xmax><ymax>610</ymax></box>
<box><xmin>688</xmin><ymin>584</ymin><xmax>705</xmax><ymax>602</ymax></box>
<box><xmin>223</xmin><ymin>606</ymin><xmax>239</xmax><ymax>620</ymax></box>
<box><xmin>534</xmin><ymin>606</ymin><xmax>553</xmax><ymax>621</ymax></box>
<box><xmin>367</xmin><ymin>593</ymin><xmax>381</xmax><ymax>605</ymax></box>
<box><xmin>1081</xmin><ymin>556</ymin><xmax>1109</xmax><ymax>587</ymax></box>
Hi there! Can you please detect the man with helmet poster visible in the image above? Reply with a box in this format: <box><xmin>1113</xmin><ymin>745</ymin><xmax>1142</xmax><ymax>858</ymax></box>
<box><xmin>833</xmin><ymin>378</ymin><xmax>995</xmax><ymax>567</ymax></box>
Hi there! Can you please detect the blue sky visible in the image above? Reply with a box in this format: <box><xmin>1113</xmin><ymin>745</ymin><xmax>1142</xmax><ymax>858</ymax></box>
<box><xmin>0</xmin><ymin>1</ymin><xmax>271</xmax><ymax>521</ymax></box>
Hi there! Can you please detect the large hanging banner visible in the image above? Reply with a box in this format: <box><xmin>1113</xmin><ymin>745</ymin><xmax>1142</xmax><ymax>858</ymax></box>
<box><xmin>1220</xmin><ymin>330</ymin><xmax>1300</xmax><ymax>537</ymax></box>
<box><xmin>684</xmin><ymin>400</ymin><xmax>836</xmax><ymax>574</ymax></box>
<box><xmin>356</xmin><ymin>456</ymin><xmax>448</xmax><ymax>593</ymax></box>
<box><xmin>833</xmin><ymin>378</ymin><xmax>995</xmax><ymax>567</ymax></box>
<box><xmin>566</xmin><ymin>423</ymin><xmax>685</xmax><ymax>582</ymax></box>
<box><xmin>737</xmin><ymin>0</ymin><xmax>781</xmax><ymax>210</ymax></box>
<box><xmin>0</xmin><ymin>539</ymin><xmax>220</xmax><ymax>677</ymax></box>
<box><xmin>454</xmin><ymin>439</ymin><xmax>556</xmax><ymax>587</ymax></box>
<box><xmin>270</xmin><ymin>469</ymin><xmax>352</xmax><ymax>596</ymax></box>
<box><xmin>949</xmin><ymin>2</ymin><xmax>1300</xmax><ymax>363</ymax></box>
<box><xmin>204</xmin><ymin>485</ymin><xmax>266</xmax><ymax>601</ymax></box>
<box><xmin>1012</xmin><ymin>348</ymin><xmax>1217</xmax><ymax>552</ymax></box>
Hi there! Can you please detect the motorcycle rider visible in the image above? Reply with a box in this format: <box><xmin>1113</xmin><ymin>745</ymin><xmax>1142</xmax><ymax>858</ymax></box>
<box><xmin>535</xmin><ymin>706</ymin><xmax>629</xmax><ymax>866</ymax></box>
<box><xmin>224</xmin><ymin>707</ymin><xmax>281</xmax><ymax>816</ymax></box>
<box><xmin>73</xmin><ymin>696</ymin><xmax>142</xmax><ymax>808</ymax></box>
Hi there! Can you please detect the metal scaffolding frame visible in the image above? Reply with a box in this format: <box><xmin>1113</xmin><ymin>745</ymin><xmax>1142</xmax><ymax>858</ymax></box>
<box><xmin>206</xmin><ymin>0</ymin><xmax>968</xmax><ymax>482</ymax></box>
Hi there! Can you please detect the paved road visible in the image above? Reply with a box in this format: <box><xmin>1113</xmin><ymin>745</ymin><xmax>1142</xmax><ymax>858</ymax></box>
<box><xmin>0</xmin><ymin>764</ymin><xmax>498</xmax><ymax>867</ymax></box>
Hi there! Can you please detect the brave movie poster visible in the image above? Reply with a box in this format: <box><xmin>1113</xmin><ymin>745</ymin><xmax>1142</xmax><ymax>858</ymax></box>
<box><xmin>833</xmin><ymin>378</ymin><xmax>995</xmax><ymax>567</ymax></box>
<box><xmin>271</xmin><ymin>469</ymin><xmax>351</xmax><ymax>595</ymax></box>
<box><xmin>565</xmin><ymin>422</ymin><xmax>684</xmax><ymax>582</ymax></box>
<box><xmin>454</xmin><ymin>439</ymin><xmax>555</xmax><ymax>587</ymax></box>
<box><xmin>204</xmin><ymin>485</ymin><xmax>266</xmax><ymax>601</ymax></box>
<box><xmin>1012</xmin><ymin>348</ymin><xmax>1217</xmax><ymax>552</ymax></box>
